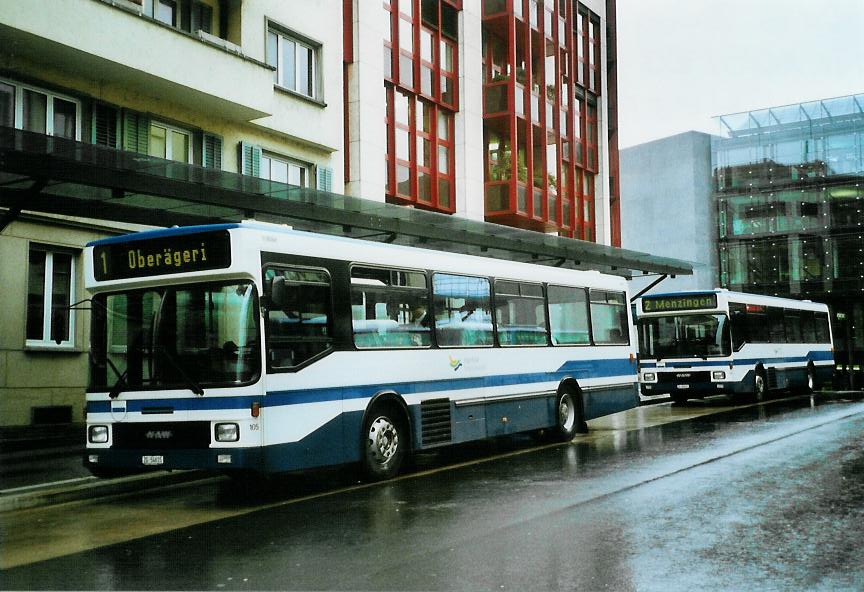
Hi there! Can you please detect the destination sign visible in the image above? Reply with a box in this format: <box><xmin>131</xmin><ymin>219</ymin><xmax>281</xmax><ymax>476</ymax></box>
<box><xmin>642</xmin><ymin>294</ymin><xmax>718</xmax><ymax>313</ymax></box>
<box><xmin>93</xmin><ymin>231</ymin><xmax>231</xmax><ymax>281</ymax></box>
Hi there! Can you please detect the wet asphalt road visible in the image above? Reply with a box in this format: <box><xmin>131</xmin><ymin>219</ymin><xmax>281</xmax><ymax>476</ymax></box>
<box><xmin>2</xmin><ymin>394</ymin><xmax>864</xmax><ymax>591</ymax></box>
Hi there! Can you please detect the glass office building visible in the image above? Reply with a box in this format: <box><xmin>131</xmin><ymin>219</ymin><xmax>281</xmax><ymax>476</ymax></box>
<box><xmin>713</xmin><ymin>93</ymin><xmax>864</xmax><ymax>379</ymax></box>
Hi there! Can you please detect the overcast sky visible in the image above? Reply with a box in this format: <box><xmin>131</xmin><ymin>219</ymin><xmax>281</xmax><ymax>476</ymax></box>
<box><xmin>616</xmin><ymin>0</ymin><xmax>864</xmax><ymax>148</ymax></box>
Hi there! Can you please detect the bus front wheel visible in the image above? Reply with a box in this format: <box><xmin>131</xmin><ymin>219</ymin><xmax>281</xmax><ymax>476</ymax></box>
<box><xmin>361</xmin><ymin>404</ymin><xmax>408</xmax><ymax>481</ymax></box>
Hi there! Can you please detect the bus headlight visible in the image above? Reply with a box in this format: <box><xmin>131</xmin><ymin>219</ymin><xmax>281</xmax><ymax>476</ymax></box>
<box><xmin>642</xmin><ymin>372</ymin><xmax>656</xmax><ymax>382</ymax></box>
<box><xmin>89</xmin><ymin>425</ymin><xmax>109</xmax><ymax>444</ymax></box>
<box><xmin>712</xmin><ymin>371</ymin><xmax>726</xmax><ymax>380</ymax></box>
<box><xmin>215</xmin><ymin>423</ymin><xmax>239</xmax><ymax>442</ymax></box>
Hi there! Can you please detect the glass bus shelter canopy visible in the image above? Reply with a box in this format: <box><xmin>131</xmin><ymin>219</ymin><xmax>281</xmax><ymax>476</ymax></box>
<box><xmin>0</xmin><ymin>127</ymin><xmax>692</xmax><ymax>278</ymax></box>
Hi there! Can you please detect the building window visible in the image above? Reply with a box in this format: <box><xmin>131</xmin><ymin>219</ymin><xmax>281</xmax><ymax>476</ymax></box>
<box><xmin>261</xmin><ymin>152</ymin><xmax>312</xmax><ymax>187</ymax></box>
<box><xmin>148</xmin><ymin>122</ymin><xmax>192</xmax><ymax>163</ymax></box>
<box><xmin>139</xmin><ymin>0</ymin><xmax>214</xmax><ymax>34</ymax></box>
<box><xmin>267</xmin><ymin>26</ymin><xmax>319</xmax><ymax>100</ymax></box>
<box><xmin>0</xmin><ymin>78</ymin><xmax>80</xmax><ymax>140</ymax></box>
<box><xmin>384</xmin><ymin>87</ymin><xmax>455</xmax><ymax>212</ymax></box>
<box><xmin>27</xmin><ymin>247</ymin><xmax>76</xmax><ymax>348</ymax></box>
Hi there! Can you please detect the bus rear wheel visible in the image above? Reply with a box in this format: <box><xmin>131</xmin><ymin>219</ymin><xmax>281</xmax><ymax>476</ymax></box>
<box><xmin>550</xmin><ymin>391</ymin><xmax>587</xmax><ymax>441</ymax></box>
<box><xmin>804</xmin><ymin>364</ymin><xmax>816</xmax><ymax>394</ymax></box>
<box><xmin>361</xmin><ymin>404</ymin><xmax>407</xmax><ymax>481</ymax></box>
<box><xmin>753</xmin><ymin>369</ymin><xmax>767</xmax><ymax>402</ymax></box>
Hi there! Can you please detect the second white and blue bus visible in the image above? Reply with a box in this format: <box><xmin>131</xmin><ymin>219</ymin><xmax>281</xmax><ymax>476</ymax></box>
<box><xmin>83</xmin><ymin>222</ymin><xmax>640</xmax><ymax>480</ymax></box>
<box><xmin>636</xmin><ymin>289</ymin><xmax>833</xmax><ymax>403</ymax></box>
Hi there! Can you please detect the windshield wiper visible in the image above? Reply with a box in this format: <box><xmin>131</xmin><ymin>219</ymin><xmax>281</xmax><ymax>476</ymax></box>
<box><xmin>156</xmin><ymin>347</ymin><xmax>205</xmax><ymax>396</ymax></box>
<box><xmin>108</xmin><ymin>365</ymin><xmax>129</xmax><ymax>399</ymax></box>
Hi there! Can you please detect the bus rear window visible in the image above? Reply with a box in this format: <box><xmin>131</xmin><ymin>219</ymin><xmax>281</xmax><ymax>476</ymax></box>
<box><xmin>589</xmin><ymin>290</ymin><xmax>629</xmax><ymax>345</ymax></box>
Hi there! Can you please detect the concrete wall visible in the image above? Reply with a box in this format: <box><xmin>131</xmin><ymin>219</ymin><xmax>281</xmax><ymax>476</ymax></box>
<box><xmin>620</xmin><ymin>131</ymin><xmax>717</xmax><ymax>294</ymax></box>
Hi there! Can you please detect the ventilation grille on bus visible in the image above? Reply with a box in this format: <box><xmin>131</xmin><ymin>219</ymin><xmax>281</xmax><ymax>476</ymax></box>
<box><xmin>420</xmin><ymin>398</ymin><xmax>452</xmax><ymax>446</ymax></box>
<box><xmin>767</xmin><ymin>368</ymin><xmax>779</xmax><ymax>390</ymax></box>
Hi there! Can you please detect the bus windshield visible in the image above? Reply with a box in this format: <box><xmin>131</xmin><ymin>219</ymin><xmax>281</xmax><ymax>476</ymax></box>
<box><xmin>89</xmin><ymin>281</ymin><xmax>260</xmax><ymax>392</ymax></box>
<box><xmin>639</xmin><ymin>314</ymin><xmax>731</xmax><ymax>360</ymax></box>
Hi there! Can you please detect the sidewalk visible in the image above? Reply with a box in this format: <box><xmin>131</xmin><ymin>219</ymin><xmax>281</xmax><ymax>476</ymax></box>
<box><xmin>0</xmin><ymin>424</ymin><xmax>204</xmax><ymax>513</ymax></box>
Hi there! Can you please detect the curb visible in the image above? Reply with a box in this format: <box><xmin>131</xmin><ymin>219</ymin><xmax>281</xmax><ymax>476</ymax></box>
<box><xmin>0</xmin><ymin>470</ymin><xmax>213</xmax><ymax>513</ymax></box>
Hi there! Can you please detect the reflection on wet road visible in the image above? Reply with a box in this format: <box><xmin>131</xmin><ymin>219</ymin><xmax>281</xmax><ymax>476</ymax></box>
<box><xmin>2</xmin><ymin>394</ymin><xmax>864</xmax><ymax>590</ymax></box>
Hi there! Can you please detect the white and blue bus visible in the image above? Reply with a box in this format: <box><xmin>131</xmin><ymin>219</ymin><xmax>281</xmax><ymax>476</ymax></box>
<box><xmin>636</xmin><ymin>289</ymin><xmax>833</xmax><ymax>403</ymax></box>
<box><xmin>84</xmin><ymin>222</ymin><xmax>639</xmax><ymax>480</ymax></box>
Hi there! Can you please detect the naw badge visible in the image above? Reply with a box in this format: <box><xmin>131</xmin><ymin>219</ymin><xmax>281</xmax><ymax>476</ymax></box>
<box><xmin>448</xmin><ymin>355</ymin><xmax>463</xmax><ymax>371</ymax></box>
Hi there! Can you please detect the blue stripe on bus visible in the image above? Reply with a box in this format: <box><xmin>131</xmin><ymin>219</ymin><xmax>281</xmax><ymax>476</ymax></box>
<box><xmin>86</xmin><ymin>357</ymin><xmax>636</xmax><ymax>414</ymax></box>
<box><xmin>86</xmin><ymin>223</ymin><xmax>242</xmax><ymax>247</ymax></box>
<box><xmin>639</xmin><ymin>350</ymin><xmax>833</xmax><ymax>369</ymax></box>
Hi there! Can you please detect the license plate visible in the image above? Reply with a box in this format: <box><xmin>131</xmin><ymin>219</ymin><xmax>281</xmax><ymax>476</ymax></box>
<box><xmin>142</xmin><ymin>455</ymin><xmax>164</xmax><ymax>466</ymax></box>
<box><xmin>677</xmin><ymin>384</ymin><xmax>690</xmax><ymax>389</ymax></box>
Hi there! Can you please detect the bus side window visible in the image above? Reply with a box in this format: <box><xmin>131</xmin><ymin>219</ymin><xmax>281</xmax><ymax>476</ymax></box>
<box><xmin>350</xmin><ymin>266</ymin><xmax>430</xmax><ymax>349</ymax></box>
<box><xmin>432</xmin><ymin>273</ymin><xmax>494</xmax><ymax>347</ymax></box>
<box><xmin>730</xmin><ymin>303</ymin><xmax>748</xmax><ymax>350</ymax></box>
<box><xmin>800</xmin><ymin>311</ymin><xmax>817</xmax><ymax>343</ymax></box>
<box><xmin>767</xmin><ymin>307</ymin><xmax>786</xmax><ymax>343</ymax></box>
<box><xmin>814</xmin><ymin>312</ymin><xmax>831</xmax><ymax>343</ymax></box>
<box><xmin>784</xmin><ymin>310</ymin><xmax>802</xmax><ymax>343</ymax></box>
<box><xmin>494</xmin><ymin>280</ymin><xmax>548</xmax><ymax>346</ymax></box>
<box><xmin>589</xmin><ymin>289</ymin><xmax>629</xmax><ymax>345</ymax></box>
<box><xmin>548</xmin><ymin>285</ymin><xmax>590</xmax><ymax>345</ymax></box>
<box><xmin>264</xmin><ymin>267</ymin><xmax>333</xmax><ymax>370</ymax></box>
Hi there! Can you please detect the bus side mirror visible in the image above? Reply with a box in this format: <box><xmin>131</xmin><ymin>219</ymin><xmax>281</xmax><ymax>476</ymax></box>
<box><xmin>269</xmin><ymin>276</ymin><xmax>288</xmax><ymax>309</ymax></box>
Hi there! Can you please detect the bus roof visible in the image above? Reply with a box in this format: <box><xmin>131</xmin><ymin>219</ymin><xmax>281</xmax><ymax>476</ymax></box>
<box><xmin>86</xmin><ymin>221</ymin><xmax>629</xmax><ymax>290</ymax></box>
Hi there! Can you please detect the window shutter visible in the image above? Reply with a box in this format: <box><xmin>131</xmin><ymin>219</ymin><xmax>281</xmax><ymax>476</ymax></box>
<box><xmin>316</xmin><ymin>165</ymin><xmax>333</xmax><ymax>192</ymax></box>
<box><xmin>239</xmin><ymin>142</ymin><xmax>262</xmax><ymax>177</ymax></box>
<box><xmin>92</xmin><ymin>103</ymin><xmax>118</xmax><ymax>148</ymax></box>
<box><xmin>203</xmin><ymin>133</ymin><xmax>223</xmax><ymax>169</ymax></box>
<box><xmin>122</xmin><ymin>110</ymin><xmax>150</xmax><ymax>154</ymax></box>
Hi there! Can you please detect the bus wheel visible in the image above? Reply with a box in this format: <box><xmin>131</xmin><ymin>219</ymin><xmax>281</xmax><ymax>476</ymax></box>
<box><xmin>805</xmin><ymin>364</ymin><xmax>816</xmax><ymax>394</ymax></box>
<box><xmin>551</xmin><ymin>391</ymin><xmax>586</xmax><ymax>441</ymax></box>
<box><xmin>753</xmin><ymin>370</ymin><xmax>767</xmax><ymax>402</ymax></box>
<box><xmin>362</xmin><ymin>404</ymin><xmax>407</xmax><ymax>481</ymax></box>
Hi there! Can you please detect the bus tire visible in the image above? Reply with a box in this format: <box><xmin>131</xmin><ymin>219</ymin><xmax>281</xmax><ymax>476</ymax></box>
<box><xmin>361</xmin><ymin>403</ymin><xmax>408</xmax><ymax>481</ymax></box>
<box><xmin>804</xmin><ymin>363</ymin><xmax>816</xmax><ymax>395</ymax></box>
<box><xmin>551</xmin><ymin>390</ymin><xmax>587</xmax><ymax>441</ymax></box>
<box><xmin>753</xmin><ymin>368</ymin><xmax>767</xmax><ymax>402</ymax></box>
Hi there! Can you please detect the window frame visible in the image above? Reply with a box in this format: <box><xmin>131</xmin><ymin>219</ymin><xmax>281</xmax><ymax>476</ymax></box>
<box><xmin>260</xmin><ymin>151</ymin><xmax>313</xmax><ymax>188</ymax></box>
<box><xmin>493</xmin><ymin>279</ymin><xmax>549</xmax><ymax>347</ymax></box>
<box><xmin>262</xmin><ymin>264</ymin><xmax>335</xmax><ymax>372</ymax></box>
<box><xmin>148</xmin><ymin>120</ymin><xmax>193</xmax><ymax>163</ymax></box>
<box><xmin>547</xmin><ymin>283</ymin><xmax>593</xmax><ymax>347</ymax></box>
<box><xmin>267</xmin><ymin>23</ymin><xmax>321</xmax><ymax>101</ymax></box>
<box><xmin>1</xmin><ymin>77</ymin><xmax>81</xmax><ymax>141</ymax></box>
<box><xmin>431</xmin><ymin>272</ymin><xmax>495</xmax><ymax>349</ymax></box>
<box><xmin>25</xmin><ymin>245</ymin><xmax>77</xmax><ymax>351</ymax></box>
<box><xmin>349</xmin><ymin>264</ymin><xmax>431</xmax><ymax>350</ymax></box>
<box><xmin>588</xmin><ymin>288</ymin><xmax>630</xmax><ymax>346</ymax></box>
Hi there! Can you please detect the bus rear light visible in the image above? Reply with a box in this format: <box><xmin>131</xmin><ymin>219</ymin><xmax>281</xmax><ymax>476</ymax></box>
<box><xmin>215</xmin><ymin>423</ymin><xmax>239</xmax><ymax>442</ymax></box>
<box><xmin>251</xmin><ymin>401</ymin><xmax>260</xmax><ymax>418</ymax></box>
<box><xmin>89</xmin><ymin>425</ymin><xmax>109</xmax><ymax>443</ymax></box>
